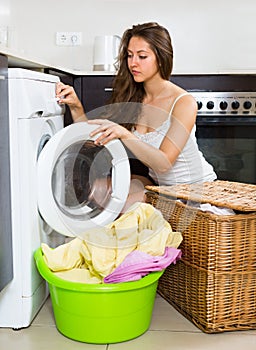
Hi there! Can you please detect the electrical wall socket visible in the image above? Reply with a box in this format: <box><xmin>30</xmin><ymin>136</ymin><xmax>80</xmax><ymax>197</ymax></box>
<box><xmin>56</xmin><ymin>32</ymin><xmax>82</xmax><ymax>46</ymax></box>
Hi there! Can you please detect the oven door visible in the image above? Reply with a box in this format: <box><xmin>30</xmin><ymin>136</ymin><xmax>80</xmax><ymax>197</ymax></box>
<box><xmin>37</xmin><ymin>122</ymin><xmax>130</xmax><ymax>238</ymax></box>
<box><xmin>196</xmin><ymin>117</ymin><xmax>256</xmax><ymax>184</ymax></box>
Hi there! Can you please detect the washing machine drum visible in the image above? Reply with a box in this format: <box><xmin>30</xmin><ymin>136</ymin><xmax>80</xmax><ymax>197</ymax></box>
<box><xmin>37</xmin><ymin>122</ymin><xmax>130</xmax><ymax>238</ymax></box>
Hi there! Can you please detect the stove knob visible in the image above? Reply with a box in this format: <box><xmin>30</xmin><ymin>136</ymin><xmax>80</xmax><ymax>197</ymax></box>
<box><xmin>243</xmin><ymin>100</ymin><xmax>252</xmax><ymax>110</ymax></box>
<box><xmin>206</xmin><ymin>101</ymin><xmax>214</xmax><ymax>110</ymax></box>
<box><xmin>219</xmin><ymin>101</ymin><xmax>228</xmax><ymax>110</ymax></box>
<box><xmin>197</xmin><ymin>101</ymin><xmax>203</xmax><ymax>110</ymax></box>
<box><xmin>231</xmin><ymin>100</ymin><xmax>240</xmax><ymax>110</ymax></box>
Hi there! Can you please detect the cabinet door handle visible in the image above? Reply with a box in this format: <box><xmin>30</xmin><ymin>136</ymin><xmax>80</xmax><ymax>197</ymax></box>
<box><xmin>104</xmin><ymin>87</ymin><xmax>113</xmax><ymax>92</ymax></box>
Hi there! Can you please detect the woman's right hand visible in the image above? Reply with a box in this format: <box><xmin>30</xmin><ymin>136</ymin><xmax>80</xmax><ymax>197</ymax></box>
<box><xmin>56</xmin><ymin>82</ymin><xmax>80</xmax><ymax>108</ymax></box>
<box><xmin>56</xmin><ymin>82</ymin><xmax>87</xmax><ymax>122</ymax></box>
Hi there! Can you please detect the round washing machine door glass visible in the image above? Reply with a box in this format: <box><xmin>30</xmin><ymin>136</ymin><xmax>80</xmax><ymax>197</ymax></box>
<box><xmin>37</xmin><ymin>122</ymin><xmax>130</xmax><ymax>238</ymax></box>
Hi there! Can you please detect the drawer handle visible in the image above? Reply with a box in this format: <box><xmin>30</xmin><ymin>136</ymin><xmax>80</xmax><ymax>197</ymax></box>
<box><xmin>104</xmin><ymin>87</ymin><xmax>113</xmax><ymax>92</ymax></box>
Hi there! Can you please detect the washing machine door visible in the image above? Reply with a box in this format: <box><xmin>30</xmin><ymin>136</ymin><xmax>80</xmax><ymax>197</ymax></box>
<box><xmin>37</xmin><ymin>122</ymin><xmax>130</xmax><ymax>238</ymax></box>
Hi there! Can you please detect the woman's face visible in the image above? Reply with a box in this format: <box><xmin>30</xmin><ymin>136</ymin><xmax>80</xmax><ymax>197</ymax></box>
<box><xmin>127</xmin><ymin>36</ymin><xmax>159</xmax><ymax>83</ymax></box>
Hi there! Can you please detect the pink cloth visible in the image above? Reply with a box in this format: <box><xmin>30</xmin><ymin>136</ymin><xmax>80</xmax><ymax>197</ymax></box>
<box><xmin>104</xmin><ymin>247</ymin><xmax>182</xmax><ymax>284</ymax></box>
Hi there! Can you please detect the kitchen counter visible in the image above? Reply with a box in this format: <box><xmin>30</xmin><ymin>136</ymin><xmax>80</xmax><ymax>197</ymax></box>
<box><xmin>0</xmin><ymin>46</ymin><xmax>114</xmax><ymax>76</ymax></box>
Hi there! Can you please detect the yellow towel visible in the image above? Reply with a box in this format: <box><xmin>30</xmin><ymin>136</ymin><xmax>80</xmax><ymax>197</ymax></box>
<box><xmin>42</xmin><ymin>237</ymin><xmax>84</xmax><ymax>271</ymax></box>
<box><xmin>41</xmin><ymin>202</ymin><xmax>182</xmax><ymax>284</ymax></box>
<box><xmin>55</xmin><ymin>268</ymin><xmax>102</xmax><ymax>284</ymax></box>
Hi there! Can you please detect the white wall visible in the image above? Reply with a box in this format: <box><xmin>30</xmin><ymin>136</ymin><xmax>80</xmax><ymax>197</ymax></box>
<box><xmin>1</xmin><ymin>0</ymin><xmax>256</xmax><ymax>73</ymax></box>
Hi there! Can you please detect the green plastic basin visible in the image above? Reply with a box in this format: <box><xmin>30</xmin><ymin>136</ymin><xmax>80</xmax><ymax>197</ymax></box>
<box><xmin>34</xmin><ymin>247</ymin><xmax>164</xmax><ymax>344</ymax></box>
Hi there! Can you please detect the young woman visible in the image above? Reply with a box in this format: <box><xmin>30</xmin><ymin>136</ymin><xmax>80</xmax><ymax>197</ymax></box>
<box><xmin>56</xmin><ymin>22</ymin><xmax>216</xmax><ymax>211</ymax></box>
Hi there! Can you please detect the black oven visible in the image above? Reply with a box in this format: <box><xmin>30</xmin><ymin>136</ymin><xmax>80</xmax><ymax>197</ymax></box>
<box><xmin>193</xmin><ymin>91</ymin><xmax>256</xmax><ymax>184</ymax></box>
<box><xmin>171</xmin><ymin>75</ymin><xmax>256</xmax><ymax>185</ymax></box>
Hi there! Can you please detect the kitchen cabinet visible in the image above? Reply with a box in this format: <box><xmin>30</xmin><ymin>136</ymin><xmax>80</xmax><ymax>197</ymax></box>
<box><xmin>74</xmin><ymin>75</ymin><xmax>115</xmax><ymax>115</ymax></box>
<box><xmin>0</xmin><ymin>54</ymin><xmax>13</xmax><ymax>291</ymax></box>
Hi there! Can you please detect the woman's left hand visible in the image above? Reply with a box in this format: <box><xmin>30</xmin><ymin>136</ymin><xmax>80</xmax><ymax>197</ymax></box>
<box><xmin>87</xmin><ymin>119</ymin><xmax>131</xmax><ymax>145</ymax></box>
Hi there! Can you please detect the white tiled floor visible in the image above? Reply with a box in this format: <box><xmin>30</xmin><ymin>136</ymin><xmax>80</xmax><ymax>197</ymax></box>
<box><xmin>1</xmin><ymin>294</ymin><xmax>256</xmax><ymax>350</ymax></box>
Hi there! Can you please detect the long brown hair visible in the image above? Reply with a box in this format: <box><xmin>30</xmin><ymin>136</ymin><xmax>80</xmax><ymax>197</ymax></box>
<box><xmin>107</xmin><ymin>22</ymin><xmax>174</xmax><ymax>130</ymax></box>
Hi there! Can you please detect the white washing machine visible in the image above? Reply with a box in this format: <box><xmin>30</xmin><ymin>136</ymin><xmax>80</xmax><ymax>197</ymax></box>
<box><xmin>0</xmin><ymin>68</ymin><xmax>130</xmax><ymax>329</ymax></box>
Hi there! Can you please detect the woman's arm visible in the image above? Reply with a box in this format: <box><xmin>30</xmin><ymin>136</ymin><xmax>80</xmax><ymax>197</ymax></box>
<box><xmin>160</xmin><ymin>94</ymin><xmax>197</xmax><ymax>167</ymax></box>
<box><xmin>56</xmin><ymin>82</ymin><xmax>87</xmax><ymax>122</ymax></box>
<box><xmin>88</xmin><ymin>119</ymin><xmax>170</xmax><ymax>173</ymax></box>
<box><xmin>88</xmin><ymin>95</ymin><xmax>197</xmax><ymax>174</ymax></box>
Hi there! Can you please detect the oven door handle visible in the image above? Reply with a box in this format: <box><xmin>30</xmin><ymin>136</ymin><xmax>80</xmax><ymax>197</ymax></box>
<box><xmin>196</xmin><ymin>116</ymin><xmax>256</xmax><ymax>126</ymax></box>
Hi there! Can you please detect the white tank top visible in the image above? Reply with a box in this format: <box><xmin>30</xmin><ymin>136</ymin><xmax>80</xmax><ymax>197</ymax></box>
<box><xmin>132</xmin><ymin>93</ymin><xmax>217</xmax><ymax>185</ymax></box>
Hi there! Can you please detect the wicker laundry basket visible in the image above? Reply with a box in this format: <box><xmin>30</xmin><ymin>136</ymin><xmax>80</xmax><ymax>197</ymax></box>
<box><xmin>145</xmin><ymin>180</ymin><xmax>256</xmax><ymax>333</ymax></box>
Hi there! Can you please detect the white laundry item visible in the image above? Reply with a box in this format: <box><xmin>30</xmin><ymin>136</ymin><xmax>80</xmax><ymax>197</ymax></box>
<box><xmin>199</xmin><ymin>203</ymin><xmax>235</xmax><ymax>215</ymax></box>
<box><xmin>178</xmin><ymin>199</ymin><xmax>235</xmax><ymax>215</ymax></box>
